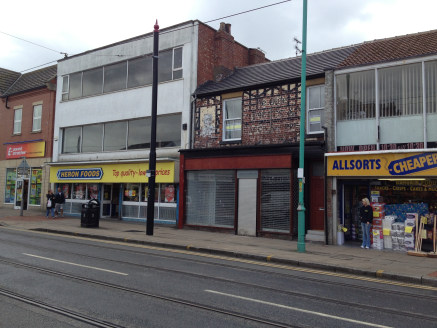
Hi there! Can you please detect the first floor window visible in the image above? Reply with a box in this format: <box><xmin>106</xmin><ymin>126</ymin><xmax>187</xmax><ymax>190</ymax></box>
<box><xmin>13</xmin><ymin>108</ymin><xmax>22</xmax><ymax>134</ymax></box>
<box><xmin>307</xmin><ymin>85</ymin><xmax>325</xmax><ymax>134</ymax></box>
<box><xmin>223</xmin><ymin>98</ymin><xmax>242</xmax><ymax>141</ymax></box>
<box><xmin>32</xmin><ymin>104</ymin><xmax>42</xmax><ymax>132</ymax></box>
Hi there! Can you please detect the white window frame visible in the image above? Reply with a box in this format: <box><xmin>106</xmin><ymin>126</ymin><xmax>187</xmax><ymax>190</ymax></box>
<box><xmin>13</xmin><ymin>108</ymin><xmax>22</xmax><ymax>135</ymax></box>
<box><xmin>172</xmin><ymin>47</ymin><xmax>183</xmax><ymax>79</ymax></box>
<box><xmin>62</xmin><ymin>75</ymin><xmax>69</xmax><ymax>101</ymax></box>
<box><xmin>307</xmin><ymin>85</ymin><xmax>325</xmax><ymax>134</ymax></box>
<box><xmin>32</xmin><ymin>104</ymin><xmax>42</xmax><ymax>132</ymax></box>
<box><xmin>222</xmin><ymin>98</ymin><xmax>242</xmax><ymax>141</ymax></box>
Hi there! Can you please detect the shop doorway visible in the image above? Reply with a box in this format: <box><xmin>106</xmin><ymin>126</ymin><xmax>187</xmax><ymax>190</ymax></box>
<box><xmin>341</xmin><ymin>181</ymin><xmax>370</xmax><ymax>243</ymax></box>
<box><xmin>101</xmin><ymin>184</ymin><xmax>113</xmax><ymax>218</ymax></box>
<box><xmin>14</xmin><ymin>178</ymin><xmax>29</xmax><ymax>210</ymax></box>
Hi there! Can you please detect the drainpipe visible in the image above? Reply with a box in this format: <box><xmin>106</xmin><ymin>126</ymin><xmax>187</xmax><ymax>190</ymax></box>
<box><xmin>5</xmin><ymin>96</ymin><xmax>10</xmax><ymax>109</ymax></box>
<box><xmin>190</xmin><ymin>94</ymin><xmax>197</xmax><ymax>149</ymax></box>
<box><xmin>323</xmin><ymin>126</ymin><xmax>328</xmax><ymax>245</ymax></box>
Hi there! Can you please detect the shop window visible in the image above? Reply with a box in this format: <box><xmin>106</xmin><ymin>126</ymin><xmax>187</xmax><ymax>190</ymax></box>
<box><xmin>307</xmin><ymin>85</ymin><xmax>325</xmax><ymax>134</ymax></box>
<box><xmin>72</xmin><ymin>183</ymin><xmax>86</xmax><ymax>200</ymax></box>
<box><xmin>58</xmin><ymin>183</ymin><xmax>71</xmax><ymax>199</ymax></box>
<box><xmin>29</xmin><ymin>168</ymin><xmax>42</xmax><ymax>205</ymax></box>
<box><xmin>260</xmin><ymin>169</ymin><xmax>291</xmax><ymax>233</ymax></box>
<box><xmin>104</xmin><ymin>121</ymin><xmax>127</xmax><ymax>151</ymax></box>
<box><xmin>4</xmin><ymin>168</ymin><xmax>17</xmax><ymax>204</ymax></box>
<box><xmin>223</xmin><ymin>98</ymin><xmax>242</xmax><ymax>141</ymax></box>
<box><xmin>13</xmin><ymin>108</ymin><xmax>22</xmax><ymax>134</ymax></box>
<box><xmin>87</xmin><ymin>184</ymin><xmax>99</xmax><ymax>200</ymax></box>
<box><xmin>161</xmin><ymin>184</ymin><xmax>176</xmax><ymax>203</ymax></box>
<box><xmin>140</xmin><ymin>183</ymin><xmax>159</xmax><ymax>202</ymax></box>
<box><xmin>186</xmin><ymin>171</ymin><xmax>235</xmax><ymax>228</ymax></box>
<box><xmin>32</xmin><ymin>104</ymin><xmax>42</xmax><ymax>132</ymax></box>
<box><xmin>124</xmin><ymin>183</ymin><xmax>139</xmax><ymax>202</ymax></box>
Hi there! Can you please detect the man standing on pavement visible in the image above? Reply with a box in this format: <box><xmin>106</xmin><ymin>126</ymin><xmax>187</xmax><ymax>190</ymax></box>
<box><xmin>54</xmin><ymin>187</ymin><xmax>66</xmax><ymax>218</ymax></box>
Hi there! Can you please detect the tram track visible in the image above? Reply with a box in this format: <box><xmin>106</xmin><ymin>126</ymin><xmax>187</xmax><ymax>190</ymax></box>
<box><xmin>1</xmin><ymin>231</ymin><xmax>437</xmax><ymax>301</ymax></box>
<box><xmin>0</xmin><ymin>286</ymin><xmax>124</xmax><ymax>328</ymax></box>
<box><xmin>1</xmin><ymin>253</ymin><xmax>437</xmax><ymax>325</ymax></box>
<box><xmin>0</xmin><ymin>257</ymin><xmax>304</xmax><ymax>328</ymax></box>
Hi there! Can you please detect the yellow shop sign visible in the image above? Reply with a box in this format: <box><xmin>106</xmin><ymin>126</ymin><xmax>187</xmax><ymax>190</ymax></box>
<box><xmin>50</xmin><ymin>162</ymin><xmax>175</xmax><ymax>183</ymax></box>
<box><xmin>327</xmin><ymin>152</ymin><xmax>437</xmax><ymax>177</ymax></box>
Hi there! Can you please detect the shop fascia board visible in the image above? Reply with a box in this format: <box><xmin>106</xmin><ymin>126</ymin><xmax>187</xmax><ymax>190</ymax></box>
<box><xmin>325</xmin><ymin>148</ymin><xmax>437</xmax><ymax>157</ymax></box>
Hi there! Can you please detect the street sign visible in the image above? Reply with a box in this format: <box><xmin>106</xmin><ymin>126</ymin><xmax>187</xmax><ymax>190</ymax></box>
<box><xmin>17</xmin><ymin>158</ymin><xmax>30</xmax><ymax>176</ymax></box>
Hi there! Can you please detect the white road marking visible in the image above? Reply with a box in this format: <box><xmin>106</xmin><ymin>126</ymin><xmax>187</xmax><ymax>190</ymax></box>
<box><xmin>23</xmin><ymin>253</ymin><xmax>128</xmax><ymax>276</ymax></box>
<box><xmin>205</xmin><ymin>290</ymin><xmax>392</xmax><ymax>328</ymax></box>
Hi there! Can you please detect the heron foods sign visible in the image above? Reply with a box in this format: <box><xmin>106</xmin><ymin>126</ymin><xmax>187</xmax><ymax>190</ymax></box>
<box><xmin>327</xmin><ymin>152</ymin><xmax>437</xmax><ymax>177</ymax></box>
<box><xmin>50</xmin><ymin>162</ymin><xmax>175</xmax><ymax>183</ymax></box>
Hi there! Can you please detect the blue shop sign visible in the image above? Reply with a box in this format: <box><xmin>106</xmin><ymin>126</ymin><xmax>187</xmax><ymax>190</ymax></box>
<box><xmin>57</xmin><ymin>168</ymin><xmax>103</xmax><ymax>180</ymax></box>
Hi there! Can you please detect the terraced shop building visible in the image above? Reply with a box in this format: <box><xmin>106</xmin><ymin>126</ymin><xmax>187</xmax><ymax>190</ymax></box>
<box><xmin>0</xmin><ymin>66</ymin><xmax>57</xmax><ymax>211</ymax></box>
<box><xmin>327</xmin><ymin>29</ymin><xmax>437</xmax><ymax>250</ymax></box>
<box><xmin>49</xmin><ymin>21</ymin><xmax>267</xmax><ymax>223</ymax></box>
<box><xmin>178</xmin><ymin>45</ymin><xmax>357</xmax><ymax>241</ymax></box>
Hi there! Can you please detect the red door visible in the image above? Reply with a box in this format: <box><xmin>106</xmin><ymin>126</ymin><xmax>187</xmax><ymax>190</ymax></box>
<box><xmin>309</xmin><ymin>176</ymin><xmax>325</xmax><ymax>230</ymax></box>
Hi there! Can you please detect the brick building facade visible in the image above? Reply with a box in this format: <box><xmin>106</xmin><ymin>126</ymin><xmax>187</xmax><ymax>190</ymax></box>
<box><xmin>0</xmin><ymin>66</ymin><xmax>57</xmax><ymax>211</ymax></box>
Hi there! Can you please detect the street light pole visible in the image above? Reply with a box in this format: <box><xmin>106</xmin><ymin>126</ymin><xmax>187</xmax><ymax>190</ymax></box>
<box><xmin>297</xmin><ymin>0</ymin><xmax>308</xmax><ymax>253</ymax></box>
<box><xmin>146</xmin><ymin>20</ymin><xmax>159</xmax><ymax>236</ymax></box>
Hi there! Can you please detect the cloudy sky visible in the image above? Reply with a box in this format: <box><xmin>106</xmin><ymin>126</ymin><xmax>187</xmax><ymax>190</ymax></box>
<box><xmin>1</xmin><ymin>0</ymin><xmax>437</xmax><ymax>72</ymax></box>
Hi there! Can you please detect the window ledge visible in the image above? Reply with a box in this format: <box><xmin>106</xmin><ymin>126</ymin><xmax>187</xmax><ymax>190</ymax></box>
<box><xmin>31</xmin><ymin>130</ymin><xmax>42</xmax><ymax>134</ymax></box>
<box><xmin>220</xmin><ymin>139</ymin><xmax>242</xmax><ymax>145</ymax></box>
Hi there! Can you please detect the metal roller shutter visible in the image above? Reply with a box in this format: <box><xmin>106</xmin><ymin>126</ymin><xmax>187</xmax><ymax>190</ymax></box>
<box><xmin>260</xmin><ymin>169</ymin><xmax>291</xmax><ymax>233</ymax></box>
<box><xmin>186</xmin><ymin>171</ymin><xmax>235</xmax><ymax>228</ymax></box>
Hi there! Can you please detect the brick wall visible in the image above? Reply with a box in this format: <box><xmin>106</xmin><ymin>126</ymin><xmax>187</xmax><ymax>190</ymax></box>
<box><xmin>194</xmin><ymin>83</ymin><xmax>304</xmax><ymax>149</ymax></box>
<box><xmin>197</xmin><ymin>23</ymin><xmax>268</xmax><ymax>86</ymax></box>
<box><xmin>0</xmin><ymin>88</ymin><xmax>56</xmax><ymax>161</ymax></box>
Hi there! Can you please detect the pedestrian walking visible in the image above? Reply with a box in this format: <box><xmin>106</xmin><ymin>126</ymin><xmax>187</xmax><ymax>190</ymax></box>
<box><xmin>54</xmin><ymin>187</ymin><xmax>66</xmax><ymax>217</ymax></box>
<box><xmin>46</xmin><ymin>190</ymin><xmax>55</xmax><ymax>218</ymax></box>
<box><xmin>359</xmin><ymin>198</ymin><xmax>373</xmax><ymax>249</ymax></box>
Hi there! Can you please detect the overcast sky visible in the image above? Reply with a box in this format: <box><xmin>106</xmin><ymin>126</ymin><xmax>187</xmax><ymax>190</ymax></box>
<box><xmin>2</xmin><ymin>0</ymin><xmax>437</xmax><ymax>73</ymax></box>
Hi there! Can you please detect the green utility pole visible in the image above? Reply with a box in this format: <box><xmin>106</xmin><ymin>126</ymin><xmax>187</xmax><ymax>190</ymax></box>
<box><xmin>297</xmin><ymin>0</ymin><xmax>308</xmax><ymax>253</ymax></box>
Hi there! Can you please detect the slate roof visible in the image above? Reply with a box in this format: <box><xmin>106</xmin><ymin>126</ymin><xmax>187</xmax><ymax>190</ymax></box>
<box><xmin>1</xmin><ymin>65</ymin><xmax>57</xmax><ymax>97</ymax></box>
<box><xmin>0</xmin><ymin>68</ymin><xmax>20</xmax><ymax>96</ymax></box>
<box><xmin>195</xmin><ymin>45</ymin><xmax>359</xmax><ymax>96</ymax></box>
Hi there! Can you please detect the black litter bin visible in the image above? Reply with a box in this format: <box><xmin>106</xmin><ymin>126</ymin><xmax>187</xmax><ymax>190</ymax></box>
<box><xmin>81</xmin><ymin>199</ymin><xmax>100</xmax><ymax>228</ymax></box>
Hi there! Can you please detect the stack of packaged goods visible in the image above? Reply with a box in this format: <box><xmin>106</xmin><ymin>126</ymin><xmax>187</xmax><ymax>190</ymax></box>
<box><xmin>371</xmin><ymin>203</ymin><xmax>385</xmax><ymax>250</ymax></box>
<box><xmin>383</xmin><ymin>216</ymin><xmax>397</xmax><ymax>249</ymax></box>
<box><xmin>404</xmin><ymin>213</ymin><xmax>417</xmax><ymax>251</ymax></box>
<box><xmin>391</xmin><ymin>222</ymin><xmax>405</xmax><ymax>251</ymax></box>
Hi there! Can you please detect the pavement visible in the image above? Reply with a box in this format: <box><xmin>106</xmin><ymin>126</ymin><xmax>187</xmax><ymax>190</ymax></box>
<box><xmin>1</xmin><ymin>207</ymin><xmax>436</xmax><ymax>287</ymax></box>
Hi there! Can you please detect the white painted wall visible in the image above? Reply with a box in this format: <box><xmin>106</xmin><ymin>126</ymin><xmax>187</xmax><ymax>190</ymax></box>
<box><xmin>53</xmin><ymin>21</ymin><xmax>198</xmax><ymax>163</ymax></box>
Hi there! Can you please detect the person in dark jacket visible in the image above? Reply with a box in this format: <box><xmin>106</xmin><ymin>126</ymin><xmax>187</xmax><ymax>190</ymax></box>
<box><xmin>54</xmin><ymin>187</ymin><xmax>66</xmax><ymax>217</ymax></box>
<box><xmin>359</xmin><ymin>198</ymin><xmax>373</xmax><ymax>249</ymax></box>
<box><xmin>46</xmin><ymin>190</ymin><xmax>55</xmax><ymax>218</ymax></box>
